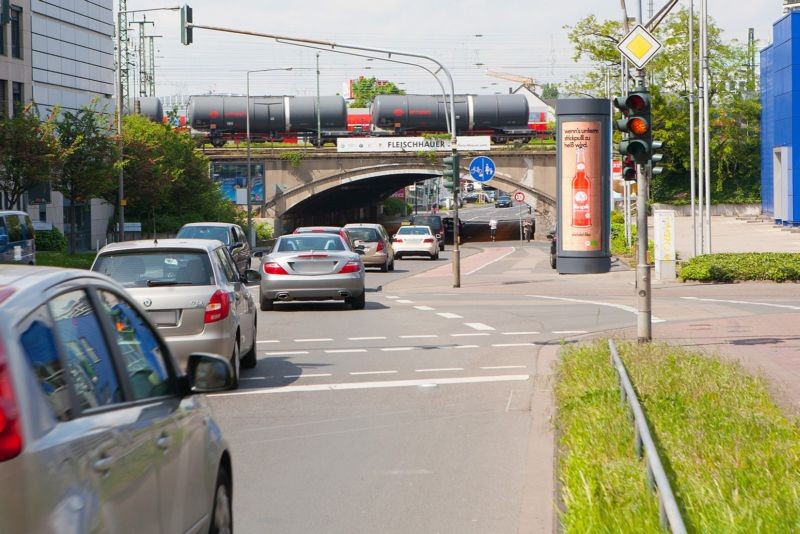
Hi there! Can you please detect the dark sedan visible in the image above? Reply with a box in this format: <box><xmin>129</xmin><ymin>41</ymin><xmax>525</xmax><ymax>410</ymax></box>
<box><xmin>495</xmin><ymin>195</ymin><xmax>513</xmax><ymax>208</ymax></box>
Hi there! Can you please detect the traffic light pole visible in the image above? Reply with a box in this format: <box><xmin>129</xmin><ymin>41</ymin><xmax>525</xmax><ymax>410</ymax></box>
<box><xmin>451</xmin><ymin>147</ymin><xmax>461</xmax><ymax>288</ymax></box>
<box><xmin>636</xmin><ymin>160</ymin><xmax>652</xmax><ymax>342</ymax></box>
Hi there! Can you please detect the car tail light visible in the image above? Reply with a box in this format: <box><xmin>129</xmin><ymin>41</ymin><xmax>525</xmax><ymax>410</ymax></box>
<box><xmin>204</xmin><ymin>290</ymin><xmax>231</xmax><ymax>324</ymax></box>
<box><xmin>376</xmin><ymin>240</ymin><xmax>385</xmax><ymax>253</ymax></box>
<box><xmin>338</xmin><ymin>261</ymin><xmax>361</xmax><ymax>274</ymax></box>
<box><xmin>423</xmin><ymin>238</ymin><xmax>434</xmax><ymax>243</ymax></box>
<box><xmin>263</xmin><ymin>262</ymin><xmax>288</xmax><ymax>275</ymax></box>
<box><xmin>0</xmin><ymin>338</ymin><xmax>23</xmax><ymax>462</ymax></box>
<box><xmin>394</xmin><ymin>238</ymin><xmax>403</xmax><ymax>243</ymax></box>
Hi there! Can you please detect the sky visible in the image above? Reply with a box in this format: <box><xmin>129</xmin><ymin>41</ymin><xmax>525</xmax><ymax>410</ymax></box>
<box><xmin>124</xmin><ymin>0</ymin><xmax>783</xmax><ymax>100</ymax></box>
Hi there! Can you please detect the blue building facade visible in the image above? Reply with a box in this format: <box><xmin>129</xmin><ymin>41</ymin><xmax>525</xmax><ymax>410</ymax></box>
<box><xmin>762</xmin><ymin>11</ymin><xmax>800</xmax><ymax>225</ymax></box>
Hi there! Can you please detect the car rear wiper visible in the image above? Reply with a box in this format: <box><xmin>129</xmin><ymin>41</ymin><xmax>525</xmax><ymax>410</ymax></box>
<box><xmin>146</xmin><ymin>280</ymin><xmax>193</xmax><ymax>287</ymax></box>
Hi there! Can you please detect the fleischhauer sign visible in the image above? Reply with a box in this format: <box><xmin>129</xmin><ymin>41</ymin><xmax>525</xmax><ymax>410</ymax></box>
<box><xmin>337</xmin><ymin>136</ymin><xmax>491</xmax><ymax>153</ymax></box>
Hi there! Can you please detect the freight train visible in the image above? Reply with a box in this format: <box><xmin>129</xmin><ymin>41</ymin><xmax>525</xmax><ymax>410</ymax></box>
<box><xmin>140</xmin><ymin>94</ymin><xmax>547</xmax><ymax>147</ymax></box>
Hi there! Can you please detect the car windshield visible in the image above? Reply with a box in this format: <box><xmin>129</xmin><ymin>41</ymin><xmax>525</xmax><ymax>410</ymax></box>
<box><xmin>94</xmin><ymin>251</ymin><xmax>214</xmax><ymax>287</ymax></box>
<box><xmin>276</xmin><ymin>235</ymin><xmax>346</xmax><ymax>252</ymax></box>
<box><xmin>397</xmin><ymin>227</ymin><xmax>430</xmax><ymax>236</ymax></box>
<box><xmin>347</xmin><ymin>228</ymin><xmax>381</xmax><ymax>242</ymax></box>
<box><xmin>413</xmin><ymin>217</ymin><xmax>441</xmax><ymax>229</ymax></box>
<box><xmin>177</xmin><ymin>226</ymin><xmax>231</xmax><ymax>245</ymax></box>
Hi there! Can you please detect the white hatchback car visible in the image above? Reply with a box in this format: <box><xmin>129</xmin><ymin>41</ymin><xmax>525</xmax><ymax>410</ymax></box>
<box><xmin>392</xmin><ymin>225</ymin><xmax>439</xmax><ymax>260</ymax></box>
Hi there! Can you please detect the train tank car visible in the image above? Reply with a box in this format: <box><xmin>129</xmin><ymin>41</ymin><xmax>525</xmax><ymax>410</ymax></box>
<box><xmin>187</xmin><ymin>95</ymin><xmax>347</xmax><ymax>146</ymax></box>
<box><xmin>136</xmin><ymin>97</ymin><xmax>164</xmax><ymax>124</ymax></box>
<box><xmin>370</xmin><ymin>94</ymin><xmax>530</xmax><ymax>141</ymax></box>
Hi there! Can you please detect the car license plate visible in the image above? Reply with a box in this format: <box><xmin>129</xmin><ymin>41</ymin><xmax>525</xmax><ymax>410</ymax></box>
<box><xmin>147</xmin><ymin>310</ymin><xmax>178</xmax><ymax>326</ymax></box>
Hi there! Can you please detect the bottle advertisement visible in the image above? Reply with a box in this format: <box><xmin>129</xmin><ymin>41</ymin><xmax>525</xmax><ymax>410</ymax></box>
<box><xmin>560</xmin><ymin>120</ymin><xmax>602</xmax><ymax>252</ymax></box>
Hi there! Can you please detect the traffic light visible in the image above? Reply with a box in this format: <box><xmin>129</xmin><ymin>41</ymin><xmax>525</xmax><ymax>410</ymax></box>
<box><xmin>1</xmin><ymin>0</ymin><xmax>9</xmax><ymax>25</ymax></box>
<box><xmin>443</xmin><ymin>154</ymin><xmax>459</xmax><ymax>191</ymax></box>
<box><xmin>622</xmin><ymin>154</ymin><xmax>637</xmax><ymax>181</ymax></box>
<box><xmin>651</xmin><ymin>139</ymin><xmax>664</xmax><ymax>176</ymax></box>
<box><xmin>180</xmin><ymin>5</ymin><xmax>193</xmax><ymax>45</ymax></box>
<box><xmin>613</xmin><ymin>89</ymin><xmax>651</xmax><ymax>165</ymax></box>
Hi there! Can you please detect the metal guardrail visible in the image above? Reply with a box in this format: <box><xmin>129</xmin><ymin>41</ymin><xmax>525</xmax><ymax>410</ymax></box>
<box><xmin>608</xmin><ymin>340</ymin><xmax>687</xmax><ymax>534</ymax></box>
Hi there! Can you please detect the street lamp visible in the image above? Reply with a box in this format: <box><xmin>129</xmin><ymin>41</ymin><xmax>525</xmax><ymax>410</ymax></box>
<box><xmin>246</xmin><ymin>66</ymin><xmax>292</xmax><ymax>247</ymax></box>
<box><xmin>116</xmin><ymin>6</ymin><xmax>180</xmax><ymax>242</ymax></box>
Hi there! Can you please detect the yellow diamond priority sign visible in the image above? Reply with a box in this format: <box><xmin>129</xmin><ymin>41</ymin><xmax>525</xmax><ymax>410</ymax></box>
<box><xmin>617</xmin><ymin>25</ymin><xmax>662</xmax><ymax>69</ymax></box>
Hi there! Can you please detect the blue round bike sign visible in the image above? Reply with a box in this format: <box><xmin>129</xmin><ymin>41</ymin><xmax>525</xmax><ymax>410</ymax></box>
<box><xmin>469</xmin><ymin>156</ymin><xmax>496</xmax><ymax>182</ymax></box>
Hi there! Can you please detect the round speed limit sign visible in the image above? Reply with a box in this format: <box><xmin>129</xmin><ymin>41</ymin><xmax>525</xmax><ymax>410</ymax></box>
<box><xmin>513</xmin><ymin>191</ymin><xmax>525</xmax><ymax>202</ymax></box>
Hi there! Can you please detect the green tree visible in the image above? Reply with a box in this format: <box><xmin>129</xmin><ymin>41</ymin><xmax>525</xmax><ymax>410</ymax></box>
<box><xmin>350</xmin><ymin>76</ymin><xmax>405</xmax><ymax>108</ymax></box>
<box><xmin>0</xmin><ymin>104</ymin><xmax>61</xmax><ymax>208</ymax></box>
<box><xmin>118</xmin><ymin>114</ymin><xmax>243</xmax><ymax>235</ymax></box>
<box><xmin>51</xmin><ymin>101</ymin><xmax>118</xmax><ymax>254</ymax></box>
<box><xmin>540</xmin><ymin>83</ymin><xmax>560</xmax><ymax>99</ymax></box>
<box><xmin>565</xmin><ymin>9</ymin><xmax>760</xmax><ymax>203</ymax></box>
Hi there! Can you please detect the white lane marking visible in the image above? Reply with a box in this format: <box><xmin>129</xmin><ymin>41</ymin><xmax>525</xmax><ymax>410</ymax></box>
<box><xmin>465</xmin><ymin>322</ymin><xmax>496</xmax><ymax>331</ymax></box>
<box><xmin>240</xmin><ymin>377</ymin><xmax>266</xmax><ymax>380</ymax></box>
<box><xmin>437</xmin><ymin>312</ymin><xmax>463</xmax><ymax>319</ymax></box>
<box><xmin>212</xmin><ymin>374</ymin><xmax>531</xmax><ymax>397</ymax></box>
<box><xmin>414</xmin><ymin>305</ymin><xmax>435</xmax><ymax>311</ymax></box>
<box><xmin>399</xmin><ymin>334</ymin><xmax>439</xmax><ymax>339</ymax></box>
<box><xmin>502</xmin><ymin>331</ymin><xmax>540</xmax><ymax>336</ymax></box>
<box><xmin>492</xmin><ymin>343</ymin><xmax>538</xmax><ymax>347</ymax></box>
<box><xmin>349</xmin><ymin>370</ymin><xmax>398</xmax><ymax>376</ymax></box>
<box><xmin>396</xmin><ymin>299</ymin><xmax>414</xmax><ymax>304</ymax></box>
<box><xmin>283</xmin><ymin>373</ymin><xmax>332</xmax><ymax>378</ymax></box>
<box><xmin>481</xmin><ymin>365</ymin><xmax>527</xmax><ymax>370</ymax></box>
<box><xmin>527</xmin><ymin>294</ymin><xmax>666</xmax><ymax>323</ymax></box>
<box><xmin>552</xmin><ymin>330</ymin><xmax>588</xmax><ymax>335</ymax></box>
<box><xmin>439</xmin><ymin>344</ymin><xmax>480</xmax><ymax>349</ymax></box>
<box><xmin>451</xmin><ymin>332</ymin><xmax>491</xmax><ymax>337</ymax></box>
<box><xmin>681</xmin><ymin>296</ymin><xmax>800</xmax><ymax>310</ymax></box>
<box><xmin>385</xmin><ymin>295</ymin><xmax>400</xmax><ymax>299</ymax></box>
<box><xmin>466</xmin><ymin>247</ymin><xmax>517</xmax><ymax>275</ymax></box>
<box><xmin>416</xmin><ymin>367</ymin><xmax>464</xmax><ymax>372</ymax></box>
<box><xmin>257</xmin><ymin>340</ymin><xmax>280</xmax><ymax>344</ymax></box>
<box><xmin>381</xmin><ymin>347</ymin><xmax>415</xmax><ymax>352</ymax></box>
<box><xmin>265</xmin><ymin>351</ymin><xmax>309</xmax><ymax>356</ymax></box>
<box><xmin>325</xmin><ymin>349</ymin><xmax>368</xmax><ymax>354</ymax></box>
<box><xmin>295</xmin><ymin>338</ymin><xmax>333</xmax><ymax>342</ymax></box>
<box><xmin>348</xmin><ymin>336</ymin><xmax>387</xmax><ymax>341</ymax></box>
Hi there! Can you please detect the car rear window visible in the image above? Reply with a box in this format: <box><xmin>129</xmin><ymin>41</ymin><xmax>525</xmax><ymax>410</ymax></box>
<box><xmin>94</xmin><ymin>251</ymin><xmax>214</xmax><ymax>287</ymax></box>
<box><xmin>413</xmin><ymin>216</ymin><xmax>442</xmax><ymax>230</ymax></box>
<box><xmin>176</xmin><ymin>226</ymin><xmax>231</xmax><ymax>245</ymax></box>
<box><xmin>347</xmin><ymin>228</ymin><xmax>381</xmax><ymax>242</ymax></box>
<box><xmin>277</xmin><ymin>235</ymin><xmax>346</xmax><ymax>252</ymax></box>
<box><xmin>397</xmin><ymin>227</ymin><xmax>430</xmax><ymax>236</ymax></box>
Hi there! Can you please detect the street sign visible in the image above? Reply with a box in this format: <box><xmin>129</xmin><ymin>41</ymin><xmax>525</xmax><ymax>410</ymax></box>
<box><xmin>617</xmin><ymin>25</ymin><xmax>662</xmax><ymax>69</ymax></box>
<box><xmin>337</xmin><ymin>136</ymin><xmax>490</xmax><ymax>152</ymax></box>
<box><xmin>514</xmin><ymin>191</ymin><xmax>525</xmax><ymax>202</ymax></box>
<box><xmin>469</xmin><ymin>156</ymin><xmax>496</xmax><ymax>182</ymax></box>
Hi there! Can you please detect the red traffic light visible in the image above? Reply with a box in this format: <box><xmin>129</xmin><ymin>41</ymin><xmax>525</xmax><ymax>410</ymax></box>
<box><xmin>626</xmin><ymin>93</ymin><xmax>647</xmax><ymax>112</ymax></box>
<box><xmin>628</xmin><ymin>117</ymin><xmax>649</xmax><ymax>135</ymax></box>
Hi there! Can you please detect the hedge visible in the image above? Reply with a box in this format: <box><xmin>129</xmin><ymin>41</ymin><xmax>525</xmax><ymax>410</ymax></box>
<box><xmin>679</xmin><ymin>253</ymin><xmax>800</xmax><ymax>282</ymax></box>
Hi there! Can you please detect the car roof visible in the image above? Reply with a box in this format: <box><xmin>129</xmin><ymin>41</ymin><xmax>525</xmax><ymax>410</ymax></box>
<box><xmin>0</xmin><ymin>266</ymin><xmax>115</xmax><ymax>314</ymax></box>
<box><xmin>344</xmin><ymin>223</ymin><xmax>384</xmax><ymax>229</ymax></box>
<box><xmin>295</xmin><ymin>226</ymin><xmax>343</xmax><ymax>232</ymax></box>
<box><xmin>97</xmin><ymin>239</ymin><xmax>223</xmax><ymax>254</ymax></box>
<box><xmin>179</xmin><ymin>222</ymin><xmax>240</xmax><ymax>229</ymax></box>
<box><xmin>398</xmin><ymin>225</ymin><xmax>431</xmax><ymax>231</ymax></box>
<box><xmin>280</xmin><ymin>232</ymin><xmax>342</xmax><ymax>239</ymax></box>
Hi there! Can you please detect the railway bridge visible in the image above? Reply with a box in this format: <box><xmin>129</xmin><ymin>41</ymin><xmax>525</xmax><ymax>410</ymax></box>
<box><xmin>203</xmin><ymin>147</ymin><xmax>557</xmax><ymax>234</ymax></box>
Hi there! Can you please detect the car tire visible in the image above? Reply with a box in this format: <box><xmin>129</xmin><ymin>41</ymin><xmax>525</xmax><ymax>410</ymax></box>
<box><xmin>380</xmin><ymin>259</ymin><xmax>389</xmax><ymax>272</ymax></box>
<box><xmin>209</xmin><ymin>466</ymin><xmax>233</xmax><ymax>534</ymax></box>
<box><xmin>260</xmin><ymin>295</ymin><xmax>274</xmax><ymax>311</ymax></box>
<box><xmin>394</xmin><ymin>254</ymin><xmax>401</xmax><ymax>260</ymax></box>
<box><xmin>229</xmin><ymin>342</ymin><xmax>240</xmax><ymax>390</ymax></box>
<box><xmin>389</xmin><ymin>259</ymin><xmax>395</xmax><ymax>271</ymax></box>
<box><xmin>348</xmin><ymin>292</ymin><xmax>366</xmax><ymax>310</ymax></box>
<box><xmin>241</xmin><ymin>318</ymin><xmax>257</xmax><ymax>369</ymax></box>
<box><xmin>550</xmin><ymin>252</ymin><xmax>557</xmax><ymax>269</ymax></box>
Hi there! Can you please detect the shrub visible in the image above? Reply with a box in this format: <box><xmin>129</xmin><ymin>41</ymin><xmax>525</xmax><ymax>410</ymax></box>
<box><xmin>383</xmin><ymin>197</ymin><xmax>411</xmax><ymax>216</ymax></box>
<box><xmin>679</xmin><ymin>253</ymin><xmax>800</xmax><ymax>282</ymax></box>
<box><xmin>35</xmin><ymin>228</ymin><xmax>67</xmax><ymax>252</ymax></box>
<box><xmin>254</xmin><ymin>221</ymin><xmax>273</xmax><ymax>242</ymax></box>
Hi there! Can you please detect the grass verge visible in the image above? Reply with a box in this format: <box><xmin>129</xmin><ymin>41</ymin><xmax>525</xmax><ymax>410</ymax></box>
<box><xmin>556</xmin><ymin>340</ymin><xmax>800</xmax><ymax>532</ymax></box>
<box><xmin>36</xmin><ymin>251</ymin><xmax>96</xmax><ymax>269</ymax></box>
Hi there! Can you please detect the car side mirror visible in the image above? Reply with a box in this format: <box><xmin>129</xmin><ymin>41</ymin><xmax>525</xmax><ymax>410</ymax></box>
<box><xmin>244</xmin><ymin>269</ymin><xmax>262</xmax><ymax>283</ymax></box>
<box><xmin>185</xmin><ymin>353</ymin><xmax>233</xmax><ymax>393</ymax></box>
<box><xmin>230</xmin><ymin>242</ymin><xmax>245</xmax><ymax>252</ymax></box>
<box><xmin>253</xmin><ymin>250</ymin><xmax>263</xmax><ymax>258</ymax></box>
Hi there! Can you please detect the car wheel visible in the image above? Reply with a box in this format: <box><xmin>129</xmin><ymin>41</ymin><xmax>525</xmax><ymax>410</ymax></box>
<box><xmin>439</xmin><ymin>243</ymin><xmax>445</xmax><ymax>251</ymax></box>
<box><xmin>229</xmin><ymin>342</ymin><xmax>240</xmax><ymax>390</ymax></box>
<box><xmin>209</xmin><ymin>466</ymin><xmax>233</xmax><ymax>534</ymax></box>
<box><xmin>394</xmin><ymin>253</ymin><xmax>400</xmax><ymax>260</ymax></box>
<box><xmin>241</xmin><ymin>317</ymin><xmax>257</xmax><ymax>369</ymax></box>
<box><xmin>380</xmin><ymin>259</ymin><xmax>389</xmax><ymax>272</ymax></box>
<box><xmin>389</xmin><ymin>259</ymin><xmax>395</xmax><ymax>271</ymax></box>
<box><xmin>348</xmin><ymin>292</ymin><xmax>366</xmax><ymax>310</ymax></box>
<box><xmin>550</xmin><ymin>252</ymin><xmax>557</xmax><ymax>269</ymax></box>
<box><xmin>260</xmin><ymin>294</ymin><xmax>274</xmax><ymax>311</ymax></box>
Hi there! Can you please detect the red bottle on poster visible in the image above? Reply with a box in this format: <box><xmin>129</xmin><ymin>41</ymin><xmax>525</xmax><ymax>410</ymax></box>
<box><xmin>571</xmin><ymin>147</ymin><xmax>591</xmax><ymax>227</ymax></box>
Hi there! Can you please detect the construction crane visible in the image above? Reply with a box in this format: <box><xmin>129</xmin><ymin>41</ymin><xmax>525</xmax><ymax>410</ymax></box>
<box><xmin>486</xmin><ymin>71</ymin><xmax>537</xmax><ymax>93</ymax></box>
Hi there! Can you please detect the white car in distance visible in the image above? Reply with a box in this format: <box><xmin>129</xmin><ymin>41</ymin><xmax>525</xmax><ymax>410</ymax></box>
<box><xmin>392</xmin><ymin>225</ymin><xmax>439</xmax><ymax>260</ymax></box>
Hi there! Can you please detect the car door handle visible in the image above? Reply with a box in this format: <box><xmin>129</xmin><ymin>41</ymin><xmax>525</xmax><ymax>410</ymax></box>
<box><xmin>92</xmin><ymin>454</ymin><xmax>115</xmax><ymax>474</ymax></box>
<box><xmin>156</xmin><ymin>432</ymin><xmax>172</xmax><ymax>450</ymax></box>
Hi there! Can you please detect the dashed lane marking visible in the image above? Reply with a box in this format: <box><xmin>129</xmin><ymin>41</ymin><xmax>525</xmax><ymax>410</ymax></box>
<box><xmin>552</xmin><ymin>330</ymin><xmax>588</xmax><ymax>335</ymax></box>
<box><xmin>257</xmin><ymin>340</ymin><xmax>280</xmax><ymax>344</ymax></box>
<box><xmin>396</xmin><ymin>299</ymin><xmax>414</xmax><ymax>304</ymax></box>
<box><xmin>264</xmin><ymin>351</ymin><xmax>309</xmax><ymax>356</ymax></box>
<box><xmin>414</xmin><ymin>305</ymin><xmax>435</xmax><ymax>311</ymax></box>
<box><xmin>451</xmin><ymin>332</ymin><xmax>491</xmax><ymax>337</ymax></box>
<box><xmin>283</xmin><ymin>373</ymin><xmax>332</xmax><ymax>378</ymax></box>
<box><xmin>349</xmin><ymin>370</ymin><xmax>398</xmax><ymax>376</ymax></box>
<box><xmin>502</xmin><ymin>331</ymin><xmax>540</xmax><ymax>335</ymax></box>
<box><xmin>437</xmin><ymin>312</ymin><xmax>463</xmax><ymax>319</ymax></box>
<box><xmin>295</xmin><ymin>338</ymin><xmax>333</xmax><ymax>342</ymax></box>
<box><xmin>481</xmin><ymin>365</ymin><xmax>527</xmax><ymax>370</ymax></box>
<box><xmin>416</xmin><ymin>367</ymin><xmax>464</xmax><ymax>372</ymax></box>
<box><xmin>465</xmin><ymin>322</ymin><xmax>495</xmax><ymax>331</ymax></box>
<box><xmin>380</xmin><ymin>347</ymin><xmax>415</xmax><ymax>352</ymax></box>
<box><xmin>325</xmin><ymin>349</ymin><xmax>368</xmax><ymax>354</ymax></box>
<box><xmin>491</xmin><ymin>343</ymin><xmax>538</xmax><ymax>347</ymax></box>
<box><xmin>348</xmin><ymin>336</ymin><xmax>387</xmax><ymax>341</ymax></box>
<box><xmin>399</xmin><ymin>334</ymin><xmax>439</xmax><ymax>339</ymax></box>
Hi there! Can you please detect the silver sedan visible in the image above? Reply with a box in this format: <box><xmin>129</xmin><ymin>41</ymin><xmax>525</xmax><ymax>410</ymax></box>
<box><xmin>258</xmin><ymin>233</ymin><xmax>366</xmax><ymax>310</ymax></box>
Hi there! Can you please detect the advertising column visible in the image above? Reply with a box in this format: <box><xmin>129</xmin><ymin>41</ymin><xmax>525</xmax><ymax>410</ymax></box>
<box><xmin>555</xmin><ymin>99</ymin><xmax>611</xmax><ymax>274</ymax></box>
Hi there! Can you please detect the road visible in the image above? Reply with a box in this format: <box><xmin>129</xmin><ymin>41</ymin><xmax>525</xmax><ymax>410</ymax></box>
<box><xmin>206</xmin><ymin>242</ymin><xmax>639</xmax><ymax>533</ymax></box>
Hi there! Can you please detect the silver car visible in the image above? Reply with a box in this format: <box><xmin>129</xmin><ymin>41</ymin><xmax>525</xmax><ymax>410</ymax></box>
<box><xmin>258</xmin><ymin>232</ymin><xmax>366</xmax><ymax>310</ymax></box>
<box><xmin>92</xmin><ymin>239</ymin><xmax>260</xmax><ymax>388</ymax></box>
<box><xmin>344</xmin><ymin>223</ymin><xmax>395</xmax><ymax>272</ymax></box>
<box><xmin>0</xmin><ymin>265</ymin><xmax>234</xmax><ymax>533</ymax></box>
